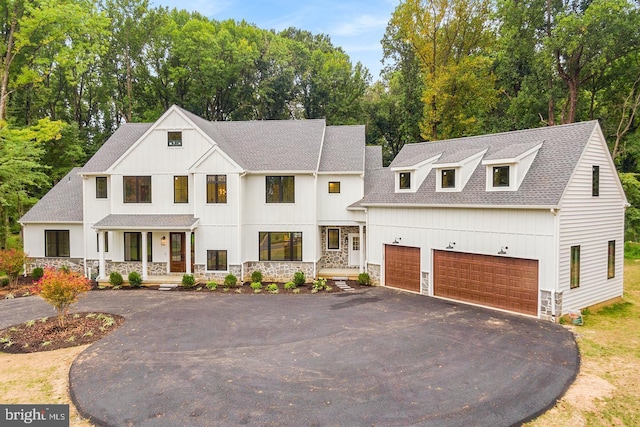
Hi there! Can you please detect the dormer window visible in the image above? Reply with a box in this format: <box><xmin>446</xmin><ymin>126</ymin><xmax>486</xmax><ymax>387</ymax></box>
<box><xmin>493</xmin><ymin>166</ymin><xmax>510</xmax><ymax>187</ymax></box>
<box><xmin>399</xmin><ymin>172</ymin><xmax>411</xmax><ymax>189</ymax></box>
<box><xmin>441</xmin><ymin>169</ymin><xmax>456</xmax><ymax>188</ymax></box>
<box><xmin>168</xmin><ymin>131</ymin><xmax>182</xmax><ymax>147</ymax></box>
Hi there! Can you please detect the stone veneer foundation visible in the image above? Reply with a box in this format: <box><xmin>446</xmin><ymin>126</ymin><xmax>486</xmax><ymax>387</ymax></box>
<box><xmin>193</xmin><ymin>264</ymin><xmax>242</xmax><ymax>283</ymax></box>
<box><xmin>27</xmin><ymin>257</ymin><xmax>84</xmax><ymax>275</ymax></box>
<box><xmin>243</xmin><ymin>261</ymin><xmax>314</xmax><ymax>283</ymax></box>
<box><xmin>540</xmin><ymin>290</ymin><xmax>563</xmax><ymax>322</ymax></box>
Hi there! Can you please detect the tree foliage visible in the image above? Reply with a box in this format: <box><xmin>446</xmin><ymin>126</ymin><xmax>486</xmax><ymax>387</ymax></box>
<box><xmin>33</xmin><ymin>268</ymin><xmax>92</xmax><ymax>327</ymax></box>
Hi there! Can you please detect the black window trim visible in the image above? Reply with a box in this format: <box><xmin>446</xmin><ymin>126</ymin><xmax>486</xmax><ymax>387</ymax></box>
<box><xmin>266</xmin><ymin>176</ymin><xmax>295</xmax><ymax>203</ymax></box>
<box><xmin>207</xmin><ymin>249</ymin><xmax>228</xmax><ymax>271</ymax></box>
<box><xmin>45</xmin><ymin>230</ymin><xmax>70</xmax><ymax>257</ymax></box>
<box><xmin>174</xmin><ymin>175</ymin><xmax>189</xmax><ymax>204</ymax></box>
<box><xmin>592</xmin><ymin>165</ymin><xmax>600</xmax><ymax>197</ymax></box>
<box><xmin>441</xmin><ymin>168</ymin><xmax>456</xmax><ymax>189</ymax></box>
<box><xmin>327</xmin><ymin>228</ymin><xmax>340</xmax><ymax>250</ymax></box>
<box><xmin>259</xmin><ymin>231</ymin><xmax>302</xmax><ymax>261</ymax></box>
<box><xmin>168</xmin><ymin>131</ymin><xmax>182</xmax><ymax>147</ymax></box>
<box><xmin>96</xmin><ymin>176</ymin><xmax>107</xmax><ymax>199</ymax></box>
<box><xmin>607</xmin><ymin>240</ymin><xmax>615</xmax><ymax>279</ymax></box>
<box><xmin>328</xmin><ymin>181</ymin><xmax>341</xmax><ymax>194</ymax></box>
<box><xmin>206</xmin><ymin>174</ymin><xmax>227</xmax><ymax>204</ymax></box>
<box><xmin>570</xmin><ymin>245</ymin><xmax>580</xmax><ymax>289</ymax></box>
<box><xmin>399</xmin><ymin>172</ymin><xmax>411</xmax><ymax>190</ymax></box>
<box><xmin>123</xmin><ymin>176</ymin><xmax>152</xmax><ymax>203</ymax></box>
<box><xmin>492</xmin><ymin>165</ymin><xmax>510</xmax><ymax>187</ymax></box>
<box><xmin>124</xmin><ymin>232</ymin><xmax>152</xmax><ymax>262</ymax></box>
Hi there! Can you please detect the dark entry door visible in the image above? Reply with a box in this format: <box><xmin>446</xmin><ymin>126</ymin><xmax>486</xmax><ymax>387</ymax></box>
<box><xmin>170</xmin><ymin>232</ymin><xmax>185</xmax><ymax>272</ymax></box>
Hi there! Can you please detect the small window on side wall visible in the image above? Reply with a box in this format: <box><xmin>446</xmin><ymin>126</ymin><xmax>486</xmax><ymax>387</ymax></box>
<box><xmin>96</xmin><ymin>177</ymin><xmax>107</xmax><ymax>199</ymax></box>
<box><xmin>592</xmin><ymin>165</ymin><xmax>600</xmax><ymax>196</ymax></box>
<box><xmin>570</xmin><ymin>245</ymin><xmax>580</xmax><ymax>289</ymax></box>
<box><xmin>493</xmin><ymin>166</ymin><xmax>510</xmax><ymax>187</ymax></box>
<box><xmin>327</xmin><ymin>228</ymin><xmax>340</xmax><ymax>250</ymax></box>
<box><xmin>168</xmin><ymin>131</ymin><xmax>182</xmax><ymax>147</ymax></box>
<box><xmin>328</xmin><ymin>182</ymin><xmax>340</xmax><ymax>193</ymax></box>
<box><xmin>608</xmin><ymin>240</ymin><xmax>615</xmax><ymax>279</ymax></box>
<box><xmin>399</xmin><ymin>172</ymin><xmax>411</xmax><ymax>189</ymax></box>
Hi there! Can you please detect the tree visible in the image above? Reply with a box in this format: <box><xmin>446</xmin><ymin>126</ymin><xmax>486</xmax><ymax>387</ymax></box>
<box><xmin>0</xmin><ymin>248</ymin><xmax>26</xmax><ymax>285</ymax></box>
<box><xmin>33</xmin><ymin>268</ymin><xmax>92</xmax><ymax>327</ymax></box>
<box><xmin>388</xmin><ymin>0</ymin><xmax>496</xmax><ymax>140</ymax></box>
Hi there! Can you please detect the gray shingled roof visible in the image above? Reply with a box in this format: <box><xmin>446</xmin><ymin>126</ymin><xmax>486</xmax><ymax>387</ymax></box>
<box><xmin>93</xmin><ymin>214</ymin><xmax>199</xmax><ymax>229</ymax></box>
<box><xmin>318</xmin><ymin>126</ymin><xmax>365</xmax><ymax>172</ymax></box>
<box><xmin>363</xmin><ymin>121</ymin><xmax>599</xmax><ymax>207</ymax></box>
<box><xmin>211</xmin><ymin>119</ymin><xmax>326</xmax><ymax>171</ymax></box>
<box><xmin>434</xmin><ymin>147</ymin><xmax>485</xmax><ymax>164</ymax></box>
<box><xmin>365</xmin><ymin>145</ymin><xmax>383</xmax><ymax>170</ymax></box>
<box><xmin>81</xmin><ymin>123</ymin><xmax>152</xmax><ymax>173</ymax></box>
<box><xmin>20</xmin><ymin>168</ymin><xmax>83</xmax><ymax>222</ymax></box>
<box><xmin>484</xmin><ymin>140</ymin><xmax>543</xmax><ymax>161</ymax></box>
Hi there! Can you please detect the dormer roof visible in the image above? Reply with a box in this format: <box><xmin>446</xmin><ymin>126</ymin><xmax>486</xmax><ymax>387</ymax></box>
<box><xmin>361</xmin><ymin>121</ymin><xmax>600</xmax><ymax>207</ymax></box>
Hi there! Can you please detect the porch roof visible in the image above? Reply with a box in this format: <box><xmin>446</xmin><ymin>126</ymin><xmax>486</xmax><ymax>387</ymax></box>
<box><xmin>93</xmin><ymin>214</ymin><xmax>199</xmax><ymax>231</ymax></box>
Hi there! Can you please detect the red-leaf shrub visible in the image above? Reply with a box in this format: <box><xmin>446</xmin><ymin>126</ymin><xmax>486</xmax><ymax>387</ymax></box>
<box><xmin>0</xmin><ymin>248</ymin><xmax>26</xmax><ymax>287</ymax></box>
<box><xmin>32</xmin><ymin>268</ymin><xmax>91</xmax><ymax>327</ymax></box>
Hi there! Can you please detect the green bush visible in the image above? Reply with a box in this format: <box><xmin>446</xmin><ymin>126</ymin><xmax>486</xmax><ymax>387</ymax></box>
<box><xmin>182</xmin><ymin>274</ymin><xmax>196</xmax><ymax>288</ymax></box>
<box><xmin>0</xmin><ymin>248</ymin><xmax>26</xmax><ymax>287</ymax></box>
<box><xmin>357</xmin><ymin>272</ymin><xmax>371</xmax><ymax>286</ymax></box>
<box><xmin>224</xmin><ymin>274</ymin><xmax>238</xmax><ymax>288</ymax></box>
<box><xmin>251</xmin><ymin>270</ymin><xmax>263</xmax><ymax>283</ymax></box>
<box><xmin>293</xmin><ymin>271</ymin><xmax>306</xmax><ymax>286</ymax></box>
<box><xmin>284</xmin><ymin>281</ymin><xmax>297</xmax><ymax>290</ymax></box>
<box><xmin>128</xmin><ymin>271</ymin><xmax>142</xmax><ymax>288</ymax></box>
<box><xmin>250</xmin><ymin>282</ymin><xmax>262</xmax><ymax>290</ymax></box>
<box><xmin>109</xmin><ymin>271</ymin><xmax>123</xmax><ymax>286</ymax></box>
<box><xmin>0</xmin><ymin>278</ymin><xmax>9</xmax><ymax>287</ymax></box>
<box><xmin>206</xmin><ymin>281</ymin><xmax>217</xmax><ymax>290</ymax></box>
<box><xmin>312</xmin><ymin>277</ymin><xmax>327</xmax><ymax>292</ymax></box>
<box><xmin>266</xmin><ymin>283</ymin><xmax>279</xmax><ymax>294</ymax></box>
<box><xmin>31</xmin><ymin>267</ymin><xmax>44</xmax><ymax>281</ymax></box>
<box><xmin>59</xmin><ymin>265</ymin><xmax>70</xmax><ymax>273</ymax></box>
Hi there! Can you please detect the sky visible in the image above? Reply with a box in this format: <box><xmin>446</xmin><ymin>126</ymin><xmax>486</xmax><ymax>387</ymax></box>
<box><xmin>150</xmin><ymin>0</ymin><xmax>399</xmax><ymax>80</ymax></box>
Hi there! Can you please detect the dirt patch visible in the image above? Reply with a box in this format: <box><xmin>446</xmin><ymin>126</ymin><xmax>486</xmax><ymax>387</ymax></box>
<box><xmin>562</xmin><ymin>371</ymin><xmax>616</xmax><ymax>412</ymax></box>
<box><xmin>0</xmin><ymin>275</ymin><xmax>38</xmax><ymax>299</ymax></box>
<box><xmin>0</xmin><ymin>312</ymin><xmax>124</xmax><ymax>354</ymax></box>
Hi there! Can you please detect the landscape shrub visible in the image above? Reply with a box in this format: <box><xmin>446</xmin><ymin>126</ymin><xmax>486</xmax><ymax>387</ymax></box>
<box><xmin>0</xmin><ymin>278</ymin><xmax>9</xmax><ymax>287</ymax></box>
<box><xmin>251</xmin><ymin>270</ymin><xmax>263</xmax><ymax>283</ymax></box>
<box><xmin>312</xmin><ymin>277</ymin><xmax>327</xmax><ymax>292</ymax></box>
<box><xmin>224</xmin><ymin>274</ymin><xmax>238</xmax><ymax>288</ymax></box>
<box><xmin>59</xmin><ymin>265</ymin><xmax>70</xmax><ymax>273</ymax></box>
<box><xmin>357</xmin><ymin>272</ymin><xmax>371</xmax><ymax>286</ymax></box>
<box><xmin>250</xmin><ymin>282</ymin><xmax>263</xmax><ymax>291</ymax></box>
<box><xmin>182</xmin><ymin>274</ymin><xmax>196</xmax><ymax>288</ymax></box>
<box><xmin>206</xmin><ymin>281</ymin><xmax>217</xmax><ymax>290</ymax></box>
<box><xmin>284</xmin><ymin>281</ymin><xmax>297</xmax><ymax>290</ymax></box>
<box><xmin>109</xmin><ymin>272</ymin><xmax>123</xmax><ymax>286</ymax></box>
<box><xmin>128</xmin><ymin>271</ymin><xmax>142</xmax><ymax>288</ymax></box>
<box><xmin>293</xmin><ymin>271</ymin><xmax>306</xmax><ymax>286</ymax></box>
<box><xmin>32</xmin><ymin>268</ymin><xmax>91</xmax><ymax>327</ymax></box>
<box><xmin>266</xmin><ymin>283</ymin><xmax>279</xmax><ymax>294</ymax></box>
<box><xmin>31</xmin><ymin>267</ymin><xmax>44</xmax><ymax>281</ymax></box>
<box><xmin>0</xmin><ymin>248</ymin><xmax>26</xmax><ymax>287</ymax></box>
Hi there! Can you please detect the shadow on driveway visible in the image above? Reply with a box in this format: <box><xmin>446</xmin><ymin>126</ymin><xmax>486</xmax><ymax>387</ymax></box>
<box><xmin>1</xmin><ymin>288</ymin><xmax>579</xmax><ymax>426</ymax></box>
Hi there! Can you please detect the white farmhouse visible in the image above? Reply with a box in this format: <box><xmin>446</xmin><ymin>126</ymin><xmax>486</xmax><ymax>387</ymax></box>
<box><xmin>21</xmin><ymin>106</ymin><xmax>626</xmax><ymax>320</ymax></box>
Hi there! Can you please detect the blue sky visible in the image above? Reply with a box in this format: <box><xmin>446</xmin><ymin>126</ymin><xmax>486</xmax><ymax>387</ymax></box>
<box><xmin>150</xmin><ymin>0</ymin><xmax>398</xmax><ymax>80</ymax></box>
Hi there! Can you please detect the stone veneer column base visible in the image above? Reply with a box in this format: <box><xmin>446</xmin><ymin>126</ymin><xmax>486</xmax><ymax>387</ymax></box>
<box><xmin>367</xmin><ymin>264</ymin><xmax>381</xmax><ymax>286</ymax></box>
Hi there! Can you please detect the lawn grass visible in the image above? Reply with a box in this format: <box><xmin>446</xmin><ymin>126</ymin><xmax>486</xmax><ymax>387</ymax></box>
<box><xmin>526</xmin><ymin>259</ymin><xmax>640</xmax><ymax>426</ymax></box>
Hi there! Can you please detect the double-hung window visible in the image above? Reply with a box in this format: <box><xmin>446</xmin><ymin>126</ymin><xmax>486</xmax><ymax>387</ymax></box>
<box><xmin>266</xmin><ymin>176</ymin><xmax>294</xmax><ymax>203</ymax></box>
<box><xmin>207</xmin><ymin>175</ymin><xmax>227</xmax><ymax>203</ymax></box>
<box><xmin>123</xmin><ymin>176</ymin><xmax>151</xmax><ymax>203</ymax></box>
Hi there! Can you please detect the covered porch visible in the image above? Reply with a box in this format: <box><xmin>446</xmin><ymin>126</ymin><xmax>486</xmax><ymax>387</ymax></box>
<box><xmin>93</xmin><ymin>214</ymin><xmax>199</xmax><ymax>280</ymax></box>
<box><xmin>317</xmin><ymin>222</ymin><xmax>366</xmax><ymax>273</ymax></box>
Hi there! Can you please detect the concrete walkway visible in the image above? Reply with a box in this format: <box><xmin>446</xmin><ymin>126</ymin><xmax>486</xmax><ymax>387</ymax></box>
<box><xmin>0</xmin><ymin>288</ymin><xmax>579</xmax><ymax>427</ymax></box>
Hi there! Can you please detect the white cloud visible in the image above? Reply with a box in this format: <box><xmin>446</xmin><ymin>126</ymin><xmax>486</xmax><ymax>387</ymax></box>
<box><xmin>332</xmin><ymin>14</ymin><xmax>389</xmax><ymax>36</ymax></box>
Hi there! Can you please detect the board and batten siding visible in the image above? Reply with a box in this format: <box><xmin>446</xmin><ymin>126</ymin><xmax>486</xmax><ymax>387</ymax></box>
<box><xmin>558</xmin><ymin>128</ymin><xmax>625</xmax><ymax>314</ymax></box>
<box><xmin>22</xmin><ymin>223</ymin><xmax>84</xmax><ymax>258</ymax></box>
<box><xmin>367</xmin><ymin>206</ymin><xmax>556</xmax><ymax>295</ymax></box>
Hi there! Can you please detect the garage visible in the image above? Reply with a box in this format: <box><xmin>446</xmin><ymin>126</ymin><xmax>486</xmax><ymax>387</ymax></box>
<box><xmin>385</xmin><ymin>245</ymin><xmax>420</xmax><ymax>293</ymax></box>
<box><xmin>433</xmin><ymin>250</ymin><xmax>538</xmax><ymax>316</ymax></box>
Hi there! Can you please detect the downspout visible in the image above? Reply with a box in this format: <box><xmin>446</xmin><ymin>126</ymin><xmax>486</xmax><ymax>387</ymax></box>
<box><xmin>313</xmin><ymin>171</ymin><xmax>318</xmax><ymax>279</ymax></box>
<box><xmin>239</xmin><ymin>171</ymin><xmax>246</xmax><ymax>282</ymax></box>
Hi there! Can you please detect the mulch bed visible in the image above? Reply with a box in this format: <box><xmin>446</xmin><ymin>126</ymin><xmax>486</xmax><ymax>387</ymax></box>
<box><xmin>0</xmin><ymin>312</ymin><xmax>125</xmax><ymax>354</ymax></box>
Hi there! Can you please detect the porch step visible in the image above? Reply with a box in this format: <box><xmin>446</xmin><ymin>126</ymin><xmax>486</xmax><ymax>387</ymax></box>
<box><xmin>158</xmin><ymin>284</ymin><xmax>179</xmax><ymax>291</ymax></box>
<box><xmin>334</xmin><ymin>280</ymin><xmax>355</xmax><ymax>292</ymax></box>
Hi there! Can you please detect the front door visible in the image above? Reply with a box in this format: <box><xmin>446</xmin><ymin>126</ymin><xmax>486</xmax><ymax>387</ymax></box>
<box><xmin>348</xmin><ymin>234</ymin><xmax>360</xmax><ymax>267</ymax></box>
<box><xmin>170</xmin><ymin>232</ymin><xmax>186</xmax><ymax>272</ymax></box>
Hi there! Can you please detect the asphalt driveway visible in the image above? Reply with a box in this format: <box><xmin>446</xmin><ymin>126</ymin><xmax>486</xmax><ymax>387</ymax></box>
<box><xmin>0</xmin><ymin>288</ymin><xmax>579</xmax><ymax>426</ymax></box>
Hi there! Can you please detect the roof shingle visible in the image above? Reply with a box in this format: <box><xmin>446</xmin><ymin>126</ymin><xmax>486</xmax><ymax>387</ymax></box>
<box><xmin>20</xmin><ymin>168</ymin><xmax>83</xmax><ymax>223</ymax></box>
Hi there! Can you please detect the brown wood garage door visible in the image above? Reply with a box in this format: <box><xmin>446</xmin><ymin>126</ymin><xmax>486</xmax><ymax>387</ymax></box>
<box><xmin>385</xmin><ymin>245</ymin><xmax>420</xmax><ymax>292</ymax></box>
<box><xmin>433</xmin><ymin>250</ymin><xmax>538</xmax><ymax>316</ymax></box>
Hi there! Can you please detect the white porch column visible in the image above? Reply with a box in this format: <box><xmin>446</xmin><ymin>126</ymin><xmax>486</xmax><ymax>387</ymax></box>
<box><xmin>98</xmin><ymin>231</ymin><xmax>106</xmax><ymax>279</ymax></box>
<box><xmin>186</xmin><ymin>231</ymin><xmax>192</xmax><ymax>275</ymax></box>
<box><xmin>141</xmin><ymin>231</ymin><xmax>148</xmax><ymax>280</ymax></box>
<box><xmin>359</xmin><ymin>224</ymin><xmax>364</xmax><ymax>273</ymax></box>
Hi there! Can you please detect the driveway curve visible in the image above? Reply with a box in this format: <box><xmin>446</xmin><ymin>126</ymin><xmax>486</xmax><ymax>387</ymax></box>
<box><xmin>0</xmin><ymin>289</ymin><xmax>578</xmax><ymax>426</ymax></box>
